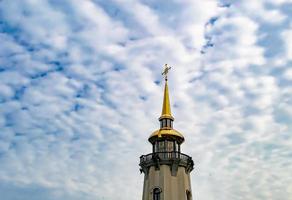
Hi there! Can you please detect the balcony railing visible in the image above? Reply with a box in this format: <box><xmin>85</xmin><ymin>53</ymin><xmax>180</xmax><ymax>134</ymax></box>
<box><xmin>139</xmin><ymin>151</ymin><xmax>194</xmax><ymax>172</ymax></box>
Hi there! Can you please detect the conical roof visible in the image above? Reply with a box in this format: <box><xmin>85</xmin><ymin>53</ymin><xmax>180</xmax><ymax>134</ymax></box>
<box><xmin>159</xmin><ymin>79</ymin><xmax>174</xmax><ymax>120</ymax></box>
<box><xmin>148</xmin><ymin>64</ymin><xmax>184</xmax><ymax>144</ymax></box>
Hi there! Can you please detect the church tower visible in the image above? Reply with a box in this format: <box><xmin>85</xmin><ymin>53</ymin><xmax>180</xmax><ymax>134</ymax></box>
<box><xmin>139</xmin><ymin>64</ymin><xmax>194</xmax><ymax>200</ymax></box>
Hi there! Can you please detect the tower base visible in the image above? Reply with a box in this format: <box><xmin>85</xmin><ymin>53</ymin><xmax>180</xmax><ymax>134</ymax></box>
<box><xmin>142</xmin><ymin>165</ymin><xmax>192</xmax><ymax>200</ymax></box>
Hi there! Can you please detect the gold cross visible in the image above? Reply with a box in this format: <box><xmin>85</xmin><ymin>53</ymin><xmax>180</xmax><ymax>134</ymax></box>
<box><xmin>162</xmin><ymin>64</ymin><xmax>171</xmax><ymax>80</ymax></box>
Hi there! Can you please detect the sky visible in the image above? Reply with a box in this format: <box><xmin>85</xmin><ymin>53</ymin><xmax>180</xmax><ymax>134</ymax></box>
<box><xmin>0</xmin><ymin>0</ymin><xmax>291</xmax><ymax>200</ymax></box>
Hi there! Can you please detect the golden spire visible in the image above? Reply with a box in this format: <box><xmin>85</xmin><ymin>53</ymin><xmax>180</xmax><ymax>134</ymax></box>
<box><xmin>148</xmin><ymin>64</ymin><xmax>184</xmax><ymax>144</ymax></box>
<box><xmin>159</xmin><ymin>64</ymin><xmax>174</xmax><ymax>120</ymax></box>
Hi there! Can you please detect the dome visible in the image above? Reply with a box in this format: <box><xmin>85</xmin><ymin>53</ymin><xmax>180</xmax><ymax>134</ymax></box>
<box><xmin>148</xmin><ymin>128</ymin><xmax>184</xmax><ymax>144</ymax></box>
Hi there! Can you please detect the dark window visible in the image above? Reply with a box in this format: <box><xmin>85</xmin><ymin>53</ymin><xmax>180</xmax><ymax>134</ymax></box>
<box><xmin>155</xmin><ymin>141</ymin><xmax>165</xmax><ymax>152</ymax></box>
<box><xmin>166</xmin><ymin>141</ymin><xmax>174</xmax><ymax>152</ymax></box>
<box><xmin>153</xmin><ymin>188</ymin><xmax>161</xmax><ymax>200</ymax></box>
<box><xmin>154</xmin><ymin>142</ymin><xmax>158</xmax><ymax>152</ymax></box>
<box><xmin>153</xmin><ymin>142</ymin><xmax>157</xmax><ymax>152</ymax></box>
<box><xmin>186</xmin><ymin>190</ymin><xmax>192</xmax><ymax>200</ymax></box>
<box><xmin>160</xmin><ymin>119</ymin><xmax>173</xmax><ymax>128</ymax></box>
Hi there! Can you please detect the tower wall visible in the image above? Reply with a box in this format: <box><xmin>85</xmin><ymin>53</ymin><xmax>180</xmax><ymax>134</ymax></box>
<box><xmin>142</xmin><ymin>165</ymin><xmax>192</xmax><ymax>200</ymax></box>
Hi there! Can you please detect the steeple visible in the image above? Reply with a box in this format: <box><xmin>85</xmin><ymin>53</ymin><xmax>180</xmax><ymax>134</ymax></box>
<box><xmin>139</xmin><ymin>64</ymin><xmax>194</xmax><ymax>200</ymax></box>
<box><xmin>148</xmin><ymin>64</ymin><xmax>184</xmax><ymax>144</ymax></box>
<box><xmin>159</xmin><ymin>76</ymin><xmax>173</xmax><ymax>120</ymax></box>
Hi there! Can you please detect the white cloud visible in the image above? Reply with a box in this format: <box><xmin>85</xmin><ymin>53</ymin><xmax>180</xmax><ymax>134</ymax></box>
<box><xmin>282</xmin><ymin>28</ymin><xmax>292</xmax><ymax>60</ymax></box>
<box><xmin>0</xmin><ymin>0</ymin><xmax>291</xmax><ymax>200</ymax></box>
<box><xmin>233</xmin><ymin>0</ymin><xmax>287</xmax><ymax>24</ymax></box>
<box><xmin>283</xmin><ymin>68</ymin><xmax>292</xmax><ymax>80</ymax></box>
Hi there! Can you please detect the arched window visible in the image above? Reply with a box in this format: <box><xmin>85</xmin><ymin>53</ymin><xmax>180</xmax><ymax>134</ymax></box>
<box><xmin>186</xmin><ymin>190</ymin><xmax>192</xmax><ymax>200</ymax></box>
<box><xmin>153</xmin><ymin>188</ymin><xmax>161</xmax><ymax>200</ymax></box>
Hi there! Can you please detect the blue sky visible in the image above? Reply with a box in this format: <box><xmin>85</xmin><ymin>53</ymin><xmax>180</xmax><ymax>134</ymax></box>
<box><xmin>0</xmin><ymin>0</ymin><xmax>291</xmax><ymax>200</ymax></box>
